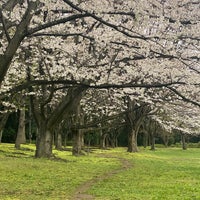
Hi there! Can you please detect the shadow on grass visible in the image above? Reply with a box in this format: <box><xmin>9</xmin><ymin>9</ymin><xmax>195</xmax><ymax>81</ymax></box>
<box><xmin>0</xmin><ymin>146</ymin><xmax>34</xmax><ymax>158</ymax></box>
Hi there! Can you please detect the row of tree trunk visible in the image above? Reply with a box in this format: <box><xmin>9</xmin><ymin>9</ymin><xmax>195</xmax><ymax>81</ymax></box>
<box><xmin>0</xmin><ymin>96</ymin><xmax>189</xmax><ymax>158</ymax></box>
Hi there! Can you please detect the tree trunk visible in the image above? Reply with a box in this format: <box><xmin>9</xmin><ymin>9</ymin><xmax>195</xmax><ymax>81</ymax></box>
<box><xmin>31</xmin><ymin>86</ymin><xmax>87</xmax><ymax>158</ymax></box>
<box><xmin>28</xmin><ymin>102</ymin><xmax>32</xmax><ymax>144</ymax></box>
<box><xmin>15</xmin><ymin>109</ymin><xmax>26</xmax><ymax>149</ymax></box>
<box><xmin>115</xmin><ymin>136</ymin><xmax>118</xmax><ymax>148</ymax></box>
<box><xmin>125</xmin><ymin>98</ymin><xmax>148</xmax><ymax>153</ymax></box>
<box><xmin>55</xmin><ymin>130</ymin><xmax>62</xmax><ymax>150</ymax></box>
<box><xmin>110</xmin><ymin>135</ymin><xmax>115</xmax><ymax>148</ymax></box>
<box><xmin>63</xmin><ymin>132</ymin><xmax>69</xmax><ymax>148</ymax></box>
<box><xmin>81</xmin><ymin>132</ymin><xmax>84</xmax><ymax>146</ymax></box>
<box><xmin>181</xmin><ymin>134</ymin><xmax>187</xmax><ymax>150</ymax></box>
<box><xmin>110</xmin><ymin>131</ymin><xmax>119</xmax><ymax>148</ymax></box>
<box><xmin>0</xmin><ymin>112</ymin><xmax>10</xmax><ymax>144</ymax></box>
<box><xmin>100</xmin><ymin>133</ymin><xmax>108</xmax><ymax>149</ymax></box>
<box><xmin>150</xmin><ymin>133</ymin><xmax>156</xmax><ymax>151</ymax></box>
<box><xmin>35</xmin><ymin>123</ymin><xmax>53</xmax><ymax>158</ymax></box>
<box><xmin>106</xmin><ymin>135</ymin><xmax>110</xmax><ymax>148</ymax></box>
<box><xmin>0</xmin><ymin>130</ymin><xmax>2</xmax><ymax>144</ymax></box>
<box><xmin>72</xmin><ymin>130</ymin><xmax>83</xmax><ymax>156</ymax></box>
<box><xmin>163</xmin><ymin>135</ymin><xmax>169</xmax><ymax>147</ymax></box>
<box><xmin>127</xmin><ymin>129</ymin><xmax>139</xmax><ymax>152</ymax></box>
<box><xmin>143</xmin><ymin>131</ymin><xmax>148</xmax><ymax>148</ymax></box>
<box><xmin>87</xmin><ymin>137</ymin><xmax>91</xmax><ymax>148</ymax></box>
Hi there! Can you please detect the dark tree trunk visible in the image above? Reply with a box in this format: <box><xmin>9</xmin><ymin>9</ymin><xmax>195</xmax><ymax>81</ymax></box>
<box><xmin>87</xmin><ymin>137</ymin><xmax>91</xmax><ymax>148</ymax></box>
<box><xmin>55</xmin><ymin>130</ymin><xmax>62</xmax><ymax>150</ymax></box>
<box><xmin>100</xmin><ymin>133</ymin><xmax>108</xmax><ymax>149</ymax></box>
<box><xmin>110</xmin><ymin>136</ymin><xmax>115</xmax><ymax>148</ymax></box>
<box><xmin>28</xmin><ymin>102</ymin><xmax>32</xmax><ymax>144</ymax></box>
<box><xmin>0</xmin><ymin>112</ymin><xmax>9</xmax><ymax>144</ymax></box>
<box><xmin>163</xmin><ymin>134</ymin><xmax>169</xmax><ymax>147</ymax></box>
<box><xmin>110</xmin><ymin>131</ymin><xmax>119</xmax><ymax>148</ymax></box>
<box><xmin>35</xmin><ymin>121</ymin><xmax>53</xmax><ymax>158</ymax></box>
<box><xmin>63</xmin><ymin>132</ymin><xmax>69</xmax><ymax>147</ymax></box>
<box><xmin>71</xmin><ymin>101</ymin><xmax>85</xmax><ymax>156</ymax></box>
<box><xmin>105</xmin><ymin>135</ymin><xmax>109</xmax><ymax>148</ymax></box>
<box><xmin>143</xmin><ymin>131</ymin><xmax>148</xmax><ymax>148</ymax></box>
<box><xmin>181</xmin><ymin>134</ymin><xmax>187</xmax><ymax>150</ymax></box>
<box><xmin>72</xmin><ymin>130</ymin><xmax>83</xmax><ymax>156</ymax></box>
<box><xmin>0</xmin><ymin>130</ymin><xmax>2</xmax><ymax>144</ymax></box>
<box><xmin>150</xmin><ymin>133</ymin><xmax>156</xmax><ymax>151</ymax></box>
<box><xmin>31</xmin><ymin>86</ymin><xmax>87</xmax><ymax>158</ymax></box>
<box><xmin>149</xmin><ymin>121</ymin><xmax>157</xmax><ymax>151</ymax></box>
<box><xmin>15</xmin><ymin>109</ymin><xmax>26</xmax><ymax>149</ymax></box>
<box><xmin>99</xmin><ymin>130</ymin><xmax>103</xmax><ymax>148</ymax></box>
<box><xmin>127</xmin><ymin>129</ymin><xmax>139</xmax><ymax>152</ymax></box>
<box><xmin>115</xmin><ymin>136</ymin><xmax>118</xmax><ymax>148</ymax></box>
<box><xmin>125</xmin><ymin>97</ymin><xmax>149</xmax><ymax>153</ymax></box>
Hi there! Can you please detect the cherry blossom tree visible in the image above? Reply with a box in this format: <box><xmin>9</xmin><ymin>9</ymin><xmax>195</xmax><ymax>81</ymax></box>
<box><xmin>0</xmin><ymin>0</ymin><xmax>199</xmax><ymax>157</ymax></box>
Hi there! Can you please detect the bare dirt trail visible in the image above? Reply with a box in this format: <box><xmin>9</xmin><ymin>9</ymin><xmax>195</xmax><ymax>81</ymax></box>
<box><xmin>70</xmin><ymin>155</ymin><xmax>133</xmax><ymax>200</ymax></box>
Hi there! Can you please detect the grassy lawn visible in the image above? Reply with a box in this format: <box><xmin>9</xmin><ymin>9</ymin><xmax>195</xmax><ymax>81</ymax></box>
<box><xmin>0</xmin><ymin>144</ymin><xmax>200</xmax><ymax>200</ymax></box>
<box><xmin>0</xmin><ymin>144</ymin><xmax>120</xmax><ymax>200</ymax></box>
<box><xmin>89</xmin><ymin>147</ymin><xmax>200</xmax><ymax>200</ymax></box>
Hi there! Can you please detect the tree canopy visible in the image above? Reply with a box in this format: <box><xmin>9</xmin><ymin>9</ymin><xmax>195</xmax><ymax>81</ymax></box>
<box><xmin>0</xmin><ymin>0</ymin><xmax>199</xmax><ymax>156</ymax></box>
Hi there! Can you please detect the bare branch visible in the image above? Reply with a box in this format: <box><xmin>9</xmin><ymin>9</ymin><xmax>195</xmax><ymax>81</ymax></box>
<box><xmin>167</xmin><ymin>86</ymin><xmax>200</xmax><ymax>108</ymax></box>
<box><xmin>27</xmin><ymin>13</ymin><xmax>90</xmax><ymax>36</ymax></box>
<box><xmin>62</xmin><ymin>0</ymin><xmax>147</xmax><ymax>40</ymax></box>
<box><xmin>29</xmin><ymin>32</ymin><xmax>94</xmax><ymax>41</ymax></box>
<box><xmin>4</xmin><ymin>79</ymin><xmax>186</xmax><ymax>95</ymax></box>
<box><xmin>0</xmin><ymin>1</ymin><xmax>37</xmax><ymax>85</ymax></box>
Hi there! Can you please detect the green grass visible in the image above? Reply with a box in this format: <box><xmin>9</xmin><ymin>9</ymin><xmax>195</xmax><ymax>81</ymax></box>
<box><xmin>0</xmin><ymin>144</ymin><xmax>120</xmax><ymax>200</ymax></box>
<box><xmin>88</xmin><ymin>147</ymin><xmax>200</xmax><ymax>200</ymax></box>
<box><xmin>0</xmin><ymin>144</ymin><xmax>200</xmax><ymax>200</ymax></box>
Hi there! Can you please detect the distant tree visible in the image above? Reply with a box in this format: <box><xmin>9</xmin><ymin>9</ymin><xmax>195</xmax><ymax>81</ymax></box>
<box><xmin>15</xmin><ymin>108</ymin><xmax>26</xmax><ymax>149</ymax></box>
<box><xmin>125</xmin><ymin>97</ymin><xmax>152</xmax><ymax>152</ymax></box>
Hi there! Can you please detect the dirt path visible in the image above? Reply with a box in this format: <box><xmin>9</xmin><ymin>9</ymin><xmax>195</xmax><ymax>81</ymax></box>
<box><xmin>70</xmin><ymin>155</ymin><xmax>133</xmax><ymax>200</ymax></box>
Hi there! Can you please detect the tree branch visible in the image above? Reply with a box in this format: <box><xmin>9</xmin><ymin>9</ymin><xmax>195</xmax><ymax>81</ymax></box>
<box><xmin>4</xmin><ymin>79</ymin><xmax>186</xmax><ymax>95</ymax></box>
<box><xmin>167</xmin><ymin>86</ymin><xmax>200</xmax><ymax>108</ymax></box>
<box><xmin>29</xmin><ymin>32</ymin><xmax>94</xmax><ymax>41</ymax></box>
<box><xmin>27</xmin><ymin>13</ymin><xmax>90</xmax><ymax>36</ymax></box>
<box><xmin>62</xmin><ymin>0</ymin><xmax>148</xmax><ymax>40</ymax></box>
<box><xmin>0</xmin><ymin>1</ymin><xmax>37</xmax><ymax>86</ymax></box>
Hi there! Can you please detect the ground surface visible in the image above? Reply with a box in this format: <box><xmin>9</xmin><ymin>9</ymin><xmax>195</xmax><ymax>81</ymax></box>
<box><xmin>0</xmin><ymin>144</ymin><xmax>200</xmax><ymax>200</ymax></box>
<box><xmin>71</xmin><ymin>155</ymin><xmax>133</xmax><ymax>200</ymax></box>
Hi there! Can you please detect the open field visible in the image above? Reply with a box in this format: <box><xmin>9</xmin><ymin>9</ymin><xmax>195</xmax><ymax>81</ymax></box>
<box><xmin>0</xmin><ymin>144</ymin><xmax>200</xmax><ymax>200</ymax></box>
